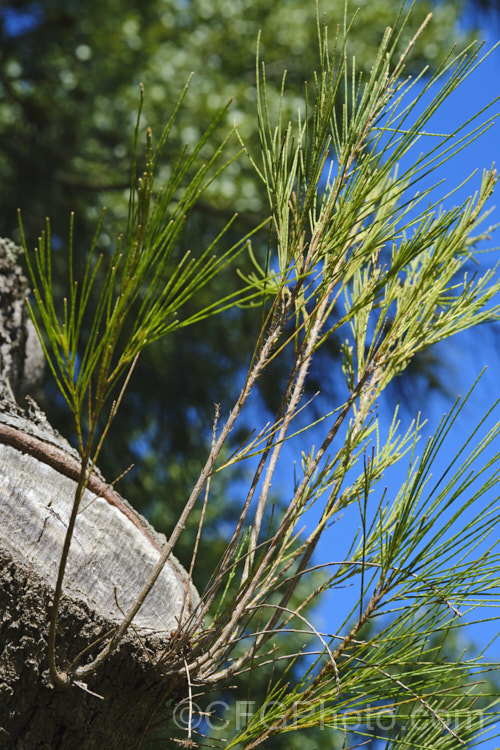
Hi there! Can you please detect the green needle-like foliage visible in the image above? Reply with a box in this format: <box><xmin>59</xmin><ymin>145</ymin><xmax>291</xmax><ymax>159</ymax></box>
<box><xmin>19</xmin><ymin>2</ymin><xmax>500</xmax><ymax>747</ymax></box>
<box><xmin>19</xmin><ymin>86</ymin><xmax>263</xmax><ymax>457</ymax></box>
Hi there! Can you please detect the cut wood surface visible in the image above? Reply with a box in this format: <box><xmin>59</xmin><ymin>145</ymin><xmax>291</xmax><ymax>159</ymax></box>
<box><xmin>0</xmin><ymin>402</ymin><xmax>198</xmax><ymax>634</ymax></box>
<box><xmin>0</xmin><ymin>402</ymin><xmax>201</xmax><ymax>749</ymax></box>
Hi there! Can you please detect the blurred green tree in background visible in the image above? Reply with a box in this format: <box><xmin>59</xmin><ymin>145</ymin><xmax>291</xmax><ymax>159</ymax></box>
<box><xmin>0</xmin><ymin>0</ymin><xmax>478</xmax><ymax>562</ymax></box>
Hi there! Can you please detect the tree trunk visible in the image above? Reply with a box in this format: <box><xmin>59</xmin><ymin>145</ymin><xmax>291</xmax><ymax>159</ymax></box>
<box><xmin>0</xmin><ymin>242</ymin><xmax>197</xmax><ymax>749</ymax></box>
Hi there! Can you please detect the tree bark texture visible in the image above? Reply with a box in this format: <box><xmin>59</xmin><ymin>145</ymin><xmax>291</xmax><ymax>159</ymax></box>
<box><xmin>0</xmin><ymin>241</ymin><xmax>198</xmax><ymax>749</ymax></box>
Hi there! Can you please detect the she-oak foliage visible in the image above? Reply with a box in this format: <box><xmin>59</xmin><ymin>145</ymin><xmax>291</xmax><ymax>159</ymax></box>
<box><xmin>20</xmin><ymin>4</ymin><xmax>500</xmax><ymax>747</ymax></box>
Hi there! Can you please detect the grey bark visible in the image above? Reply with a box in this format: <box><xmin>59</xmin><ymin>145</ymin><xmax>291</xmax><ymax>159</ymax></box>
<box><xmin>0</xmin><ymin>242</ymin><xmax>197</xmax><ymax>749</ymax></box>
<box><xmin>0</xmin><ymin>238</ymin><xmax>44</xmax><ymax>401</ymax></box>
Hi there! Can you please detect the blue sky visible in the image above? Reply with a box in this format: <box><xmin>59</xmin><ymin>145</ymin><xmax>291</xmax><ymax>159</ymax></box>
<box><xmin>245</xmin><ymin>13</ymin><xmax>500</xmax><ymax>747</ymax></box>
<box><xmin>309</xmin><ymin>26</ymin><xmax>500</xmax><ymax>749</ymax></box>
<box><xmin>230</xmin><ymin>29</ymin><xmax>500</xmax><ymax>740</ymax></box>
